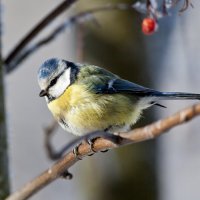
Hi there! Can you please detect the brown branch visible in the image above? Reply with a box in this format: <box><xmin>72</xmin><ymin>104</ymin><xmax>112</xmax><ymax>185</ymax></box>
<box><xmin>4</xmin><ymin>0</ymin><xmax>77</xmax><ymax>67</ymax></box>
<box><xmin>5</xmin><ymin>103</ymin><xmax>200</xmax><ymax>200</ymax></box>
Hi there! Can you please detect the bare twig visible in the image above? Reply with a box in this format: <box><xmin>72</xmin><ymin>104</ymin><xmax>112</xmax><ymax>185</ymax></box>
<box><xmin>44</xmin><ymin>120</ymin><xmax>59</xmax><ymax>160</ymax></box>
<box><xmin>5</xmin><ymin>103</ymin><xmax>200</xmax><ymax>200</ymax></box>
<box><xmin>5</xmin><ymin>3</ymin><xmax>143</xmax><ymax>73</ymax></box>
<box><xmin>4</xmin><ymin>0</ymin><xmax>192</xmax><ymax>72</ymax></box>
<box><xmin>179</xmin><ymin>0</ymin><xmax>193</xmax><ymax>12</ymax></box>
<box><xmin>4</xmin><ymin>0</ymin><xmax>77</xmax><ymax>68</ymax></box>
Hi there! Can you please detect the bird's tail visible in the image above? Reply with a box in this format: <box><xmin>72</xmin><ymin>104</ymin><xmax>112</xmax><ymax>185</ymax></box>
<box><xmin>153</xmin><ymin>92</ymin><xmax>200</xmax><ymax>100</ymax></box>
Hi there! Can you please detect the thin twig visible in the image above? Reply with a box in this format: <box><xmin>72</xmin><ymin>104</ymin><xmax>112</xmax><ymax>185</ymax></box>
<box><xmin>44</xmin><ymin>120</ymin><xmax>59</xmax><ymax>160</ymax></box>
<box><xmin>5</xmin><ymin>103</ymin><xmax>200</xmax><ymax>200</ymax></box>
<box><xmin>4</xmin><ymin>1</ymin><xmax>192</xmax><ymax>72</ymax></box>
<box><xmin>179</xmin><ymin>0</ymin><xmax>193</xmax><ymax>12</ymax></box>
<box><xmin>4</xmin><ymin>0</ymin><xmax>77</xmax><ymax>67</ymax></box>
<box><xmin>5</xmin><ymin>3</ymin><xmax>143</xmax><ymax>73</ymax></box>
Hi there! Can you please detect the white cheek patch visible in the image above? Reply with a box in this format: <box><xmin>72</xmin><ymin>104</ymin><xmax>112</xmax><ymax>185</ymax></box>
<box><xmin>49</xmin><ymin>68</ymin><xmax>71</xmax><ymax>98</ymax></box>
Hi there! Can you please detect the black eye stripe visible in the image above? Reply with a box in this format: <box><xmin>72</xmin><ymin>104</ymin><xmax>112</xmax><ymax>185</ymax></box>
<box><xmin>49</xmin><ymin>78</ymin><xmax>57</xmax><ymax>87</ymax></box>
<box><xmin>49</xmin><ymin>69</ymin><xmax>66</xmax><ymax>88</ymax></box>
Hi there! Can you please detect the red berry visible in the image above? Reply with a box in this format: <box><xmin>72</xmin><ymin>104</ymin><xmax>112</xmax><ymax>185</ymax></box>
<box><xmin>142</xmin><ymin>18</ymin><xmax>157</xmax><ymax>35</ymax></box>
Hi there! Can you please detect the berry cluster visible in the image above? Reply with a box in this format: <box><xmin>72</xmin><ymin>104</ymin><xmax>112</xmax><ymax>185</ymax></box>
<box><xmin>141</xmin><ymin>0</ymin><xmax>192</xmax><ymax>35</ymax></box>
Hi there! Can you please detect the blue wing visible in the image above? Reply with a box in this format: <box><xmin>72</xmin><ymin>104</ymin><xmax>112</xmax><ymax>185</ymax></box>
<box><xmin>95</xmin><ymin>78</ymin><xmax>160</xmax><ymax>96</ymax></box>
<box><xmin>94</xmin><ymin>78</ymin><xmax>200</xmax><ymax>107</ymax></box>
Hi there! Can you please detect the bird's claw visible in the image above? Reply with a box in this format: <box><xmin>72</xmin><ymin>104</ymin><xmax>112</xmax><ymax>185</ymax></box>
<box><xmin>100</xmin><ymin>149</ymin><xmax>109</xmax><ymax>153</ymax></box>
<box><xmin>87</xmin><ymin>138</ymin><xmax>97</xmax><ymax>156</ymax></box>
<box><xmin>72</xmin><ymin>137</ymin><xmax>109</xmax><ymax>159</ymax></box>
<box><xmin>72</xmin><ymin>144</ymin><xmax>82</xmax><ymax>160</ymax></box>
<box><xmin>87</xmin><ymin>137</ymin><xmax>109</xmax><ymax>155</ymax></box>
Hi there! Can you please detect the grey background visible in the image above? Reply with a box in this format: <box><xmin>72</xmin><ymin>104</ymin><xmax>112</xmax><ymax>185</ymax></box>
<box><xmin>3</xmin><ymin>0</ymin><xmax>200</xmax><ymax>200</ymax></box>
<box><xmin>3</xmin><ymin>0</ymin><xmax>83</xmax><ymax>199</ymax></box>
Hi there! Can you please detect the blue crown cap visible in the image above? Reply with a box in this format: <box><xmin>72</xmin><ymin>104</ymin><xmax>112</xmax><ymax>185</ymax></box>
<box><xmin>38</xmin><ymin>58</ymin><xmax>61</xmax><ymax>80</ymax></box>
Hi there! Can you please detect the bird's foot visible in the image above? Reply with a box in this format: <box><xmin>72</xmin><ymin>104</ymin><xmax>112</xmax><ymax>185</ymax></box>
<box><xmin>72</xmin><ymin>144</ymin><xmax>82</xmax><ymax>160</ymax></box>
<box><xmin>87</xmin><ymin>138</ymin><xmax>97</xmax><ymax>156</ymax></box>
<box><xmin>87</xmin><ymin>137</ymin><xmax>109</xmax><ymax>155</ymax></box>
<box><xmin>72</xmin><ymin>138</ymin><xmax>109</xmax><ymax>159</ymax></box>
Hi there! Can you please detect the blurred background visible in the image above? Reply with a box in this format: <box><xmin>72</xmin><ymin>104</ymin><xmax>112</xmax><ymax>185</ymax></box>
<box><xmin>2</xmin><ymin>0</ymin><xmax>200</xmax><ymax>199</ymax></box>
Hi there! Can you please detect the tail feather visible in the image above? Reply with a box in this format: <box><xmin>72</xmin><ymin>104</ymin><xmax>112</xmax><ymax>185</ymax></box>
<box><xmin>154</xmin><ymin>92</ymin><xmax>200</xmax><ymax>100</ymax></box>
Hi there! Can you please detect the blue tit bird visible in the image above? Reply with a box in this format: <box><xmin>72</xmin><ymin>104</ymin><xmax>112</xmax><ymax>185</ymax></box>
<box><xmin>38</xmin><ymin>58</ymin><xmax>200</xmax><ymax>137</ymax></box>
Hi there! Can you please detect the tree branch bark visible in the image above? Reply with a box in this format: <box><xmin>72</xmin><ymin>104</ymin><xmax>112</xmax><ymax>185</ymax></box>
<box><xmin>5</xmin><ymin>103</ymin><xmax>200</xmax><ymax>200</ymax></box>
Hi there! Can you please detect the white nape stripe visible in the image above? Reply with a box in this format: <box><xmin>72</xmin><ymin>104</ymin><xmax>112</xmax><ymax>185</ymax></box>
<box><xmin>49</xmin><ymin>68</ymin><xmax>71</xmax><ymax>98</ymax></box>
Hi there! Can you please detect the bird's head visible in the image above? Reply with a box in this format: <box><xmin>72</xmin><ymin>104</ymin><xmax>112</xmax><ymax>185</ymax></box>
<box><xmin>38</xmin><ymin>58</ymin><xmax>79</xmax><ymax>102</ymax></box>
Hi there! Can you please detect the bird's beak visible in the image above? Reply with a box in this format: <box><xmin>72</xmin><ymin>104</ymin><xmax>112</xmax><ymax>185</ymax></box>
<box><xmin>39</xmin><ymin>90</ymin><xmax>47</xmax><ymax>97</ymax></box>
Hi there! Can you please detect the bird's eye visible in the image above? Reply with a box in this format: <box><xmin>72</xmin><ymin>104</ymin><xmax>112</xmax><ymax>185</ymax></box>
<box><xmin>50</xmin><ymin>78</ymin><xmax>57</xmax><ymax>87</ymax></box>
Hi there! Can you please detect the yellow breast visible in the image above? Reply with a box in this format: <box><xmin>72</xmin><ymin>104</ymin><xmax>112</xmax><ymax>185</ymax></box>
<box><xmin>48</xmin><ymin>84</ymin><xmax>141</xmax><ymax>136</ymax></box>
<box><xmin>47</xmin><ymin>84</ymin><xmax>84</xmax><ymax>118</ymax></box>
